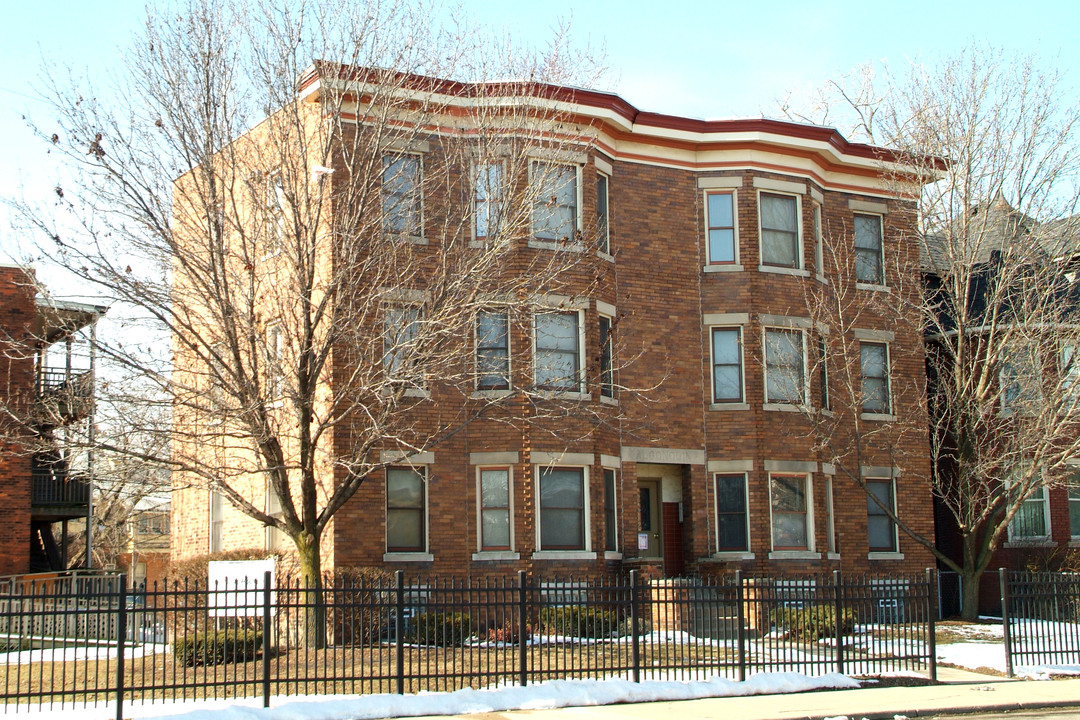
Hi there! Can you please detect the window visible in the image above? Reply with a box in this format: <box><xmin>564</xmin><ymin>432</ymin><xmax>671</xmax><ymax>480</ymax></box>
<box><xmin>854</xmin><ymin>214</ymin><xmax>884</xmax><ymax>284</ymax></box>
<box><xmin>760</xmin><ymin>193</ymin><xmax>800</xmax><ymax>268</ymax></box>
<box><xmin>209</xmin><ymin>343</ymin><xmax>226</xmax><ymax>412</ymax></box>
<box><xmin>479</xmin><ymin>467</ymin><xmax>511</xmax><ymax>551</ymax></box>
<box><xmin>603</xmin><ymin>468</ymin><xmax>618</xmax><ymax>551</ymax></box>
<box><xmin>474</xmin><ymin>162</ymin><xmax>504</xmax><ymax>243</ymax></box>
<box><xmin>265</xmin><ymin>173</ymin><xmax>285</xmax><ymax>254</ymax></box>
<box><xmin>383</xmin><ymin>306</ymin><xmax>421</xmax><ymax>382</ymax></box>
<box><xmin>861</xmin><ymin>342</ymin><xmax>890</xmax><ymax>414</ymax></box>
<box><xmin>711</xmin><ymin>328</ymin><xmax>743</xmax><ymax>403</ymax></box>
<box><xmin>1006</xmin><ymin>465</ymin><xmax>1049</xmax><ymax>541</ymax></box>
<box><xmin>1001</xmin><ymin>345</ymin><xmax>1040</xmax><ymax>413</ymax></box>
<box><xmin>715</xmin><ymin>474</ymin><xmax>749</xmax><ymax>552</ymax></box>
<box><xmin>1062</xmin><ymin>344</ymin><xmax>1080</xmax><ymax>410</ymax></box>
<box><xmin>866</xmin><ymin>479</ymin><xmax>897</xmax><ymax>552</ymax></box>
<box><xmin>210</xmin><ymin>489</ymin><xmax>223</xmax><ymax>553</ymax></box>
<box><xmin>386</xmin><ymin>467</ymin><xmax>426</xmax><ymax>552</ymax></box>
<box><xmin>476</xmin><ymin>310</ymin><xmax>510</xmax><ymax>390</ymax></box>
<box><xmin>266</xmin><ymin>323</ymin><xmax>283</xmax><ymax>398</ymax></box>
<box><xmin>596</xmin><ymin>173</ymin><xmax>610</xmax><ymax>254</ymax></box>
<box><xmin>532</xmin><ymin>162</ymin><xmax>578</xmax><ymax>243</ymax></box>
<box><xmin>266</xmin><ymin>485</ymin><xmax>284</xmax><ymax>551</ymax></box>
<box><xmin>382</xmin><ymin>153</ymin><xmax>422</xmax><ymax>236</ymax></box>
<box><xmin>813</xmin><ymin>205</ymin><xmax>824</xmax><ymax>276</ymax></box>
<box><xmin>764</xmin><ymin>328</ymin><xmax>805</xmax><ymax>405</ymax></box>
<box><xmin>706</xmin><ymin>191</ymin><xmax>736</xmax><ymax>264</ymax></box>
<box><xmin>1069</xmin><ymin>473</ymin><xmax>1080</xmax><ymax>539</ymax></box>
<box><xmin>818</xmin><ymin>335</ymin><xmax>830</xmax><ymax>411</ymax></box>
<box><xmin>770</xmin><ymin>474</ymin><xmax>809</xmax><ymax>550</ymax></box>
<box><xmin>599</xmin><ymin>315</ymin><xmax>614</xmax><ymax>398</ymax></box>
<box><xmin>824</xmin><ymin>475</ymin><xmax>837</xmax><ymax>554</ymax></box>
<box><xmin>534</xmin><ymin>311</ymin><xmax>582</xmax><ymax>391</ymax></box>
<box><xmin>539</xmin><ymin>467</ymin><xmax>586</xmax><ymax>550</ymax></box>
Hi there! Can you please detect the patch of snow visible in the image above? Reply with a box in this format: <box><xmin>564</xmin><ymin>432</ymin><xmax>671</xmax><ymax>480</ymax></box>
<box><xmin>9</xmin><ymin>672</ymin><xmax>860</xmax><ymax>720</ymax></box>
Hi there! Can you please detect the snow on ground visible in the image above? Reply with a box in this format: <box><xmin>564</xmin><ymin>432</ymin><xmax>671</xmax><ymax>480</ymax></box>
<box><xmin>935</xmin><ymin>618</ymin><xmax>1080</xmax><ymax>678</ymax></box>
<box><xmin>12</xmin><ymin>672</ymin><xmax>859</xmax><ymax>720</ymax></box>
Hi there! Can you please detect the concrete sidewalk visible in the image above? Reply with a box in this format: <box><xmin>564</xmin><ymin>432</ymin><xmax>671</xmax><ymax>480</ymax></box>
<box><xmin>404</xmin><ymin>669</ymin><xmax>1080</xmax><ymax>720</ymax></box>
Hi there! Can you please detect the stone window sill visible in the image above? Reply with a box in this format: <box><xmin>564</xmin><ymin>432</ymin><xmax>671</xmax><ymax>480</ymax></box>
<box><xmin>710</xmin><ymin>402</ymin><xmax>749</xmax><ymax>411</ymax></box>
<box><xmin>528</xmin><ymin>239</ymin><xmax>584</xmax><ymax>252</ymax></box>
<box><xmin>856</xmin><ymin>282</ymin><xmax>890</xmax><ymax>292</ymax></box>
<box><xmin>711</xmin><ymin>551</ymin><xmax>755</xmax><ymax>561</ymax></box>
<box><xmin>472</xmin><ymin>551</ymin><xmax>520</xmax><ymax>562</ymax></box>
<box><xmin>383</xmin><ymin>552</ymin><xmax>434</xmax><ymax>562</ymax></box>
<box><xmin>759</xmin><ymin>265</ymin><xmax>810</xmax><ymax>278</ymax></box>
<box><xmin>868</xmin><ymin>552</ymin><xmax>905</xmax><ymax>561</ymax></box>
<box><xmin>861</xmin><ymin>412</ymin><xmax>896</xmax><ymax>422</ymax></box>
<box><xmin>769</xmin><ymin>551</ymin><xmax>821</xmax><ymax>560</ymax></box>
<box><xmin>703</xmin><ymin>264</ymin><xmax>744</xmax><ymax>273</ymax></box>
<box><xmin>471</xmin><ymin>389</ymin><xmax>513</xmax><ymax>399</ymax></box>
<box><xmin>532</xmin><ymin>551</ymin><xmax>597</xmax><ymax>561</ymax></box>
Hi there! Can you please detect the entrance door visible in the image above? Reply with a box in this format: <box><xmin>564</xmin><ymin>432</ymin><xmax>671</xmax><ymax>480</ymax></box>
<box><xmin>638</xmin><ymin>479</ymin><xmax>663</xmax><ymax>559</ymax></box>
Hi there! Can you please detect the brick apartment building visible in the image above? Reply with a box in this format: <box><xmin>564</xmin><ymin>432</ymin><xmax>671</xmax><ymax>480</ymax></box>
<box><xmin>0</xmin><ymin>265</ymin><xmax>106</xmax><ymax>575</ymax></box>
<box><xmin>171</xmin><ymin>69</ymin><xmax>936</xmax><ymax>579</ymax></box>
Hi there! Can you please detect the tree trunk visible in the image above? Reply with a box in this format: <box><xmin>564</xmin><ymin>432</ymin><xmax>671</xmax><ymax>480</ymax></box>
<box><xmin>296</xmin><ymin>532</ymin><xmax>326</xmax><ymax>649</ymax></box>
<box><xmin>959</xmin><ymin>568</ymin><xmax>984</xmax><ymax>621</ymax></box>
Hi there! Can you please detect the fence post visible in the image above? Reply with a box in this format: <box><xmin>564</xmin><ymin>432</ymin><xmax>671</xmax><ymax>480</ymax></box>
<box><xmin>629</xmin><ymin>570</ymin><xmax>640</xmax><ymax>683</ymax></box>
<box><xmin>262</xmin><ymin>570</ymin><xmax>271</xmax><ymax>707</ymax></box>
<box><xmin>735</xmin><ymin>570</ymin><xmax>746</xmax><ymax>682</ymax></box>
<box><xmin>999</xmin><ymin>568</ymin><xmax>1013</xmax><ymax>678</ymax></box>
<box><xmin>518</xmin><ymin>570</ymin><xmax>528</xmax><ymax>688</ymax></box>
<box><xmin>926</xmin><ymin>568</ymin><xmax>937</xmax><ymax>681</ymax></box>
<box><xmin>115</xmin><ymin>574</ymin><xmax>127</xmax><ymax>720</ymax></box>
<box><xmin>833</xmin><ymin>570</ymin><xmax>844</xmax><ymax>676</ymax></box>
<box><xmin>395</xmin><ymin>570</ymin><xmax>405</xmax><ymax>695</ymax></box>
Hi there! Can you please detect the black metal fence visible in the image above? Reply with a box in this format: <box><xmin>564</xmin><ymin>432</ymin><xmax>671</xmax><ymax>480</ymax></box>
<box><xmin>1000</xmin><ymin>569</ymin><xmax>1080</xmax><ymax>676</ymax></box>
<box><xmin>0</xmin><ymin>570</ymin><xmax>937</xmax><ymax>717</ymax></box>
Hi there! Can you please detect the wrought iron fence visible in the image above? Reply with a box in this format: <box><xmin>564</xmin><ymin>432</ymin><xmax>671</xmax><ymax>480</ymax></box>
<box><xmin>1000</xmin><ymin>569</ymin><xmax>1080</xmax><ymax>676</ymax></box>
<box><xmin>0</xmin><ymin>570</ymin><xmax>937</xmax><ymax>717</ymax></box>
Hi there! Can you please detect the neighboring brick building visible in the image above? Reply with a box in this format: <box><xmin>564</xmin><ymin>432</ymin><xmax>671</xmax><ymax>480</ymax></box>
<box><xmin>0</xmin><ymin>265</ymin><xmax>107</xmax><ymax>575</ymax></box>
<box><xmin>171</xmin><ymin>69</ymin><xmax>936</xmax><ymax>579</ymax></box>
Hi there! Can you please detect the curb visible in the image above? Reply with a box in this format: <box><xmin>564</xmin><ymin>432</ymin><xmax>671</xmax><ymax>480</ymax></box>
<box><xmin>793</xmin><ymin>699</ymin><xmax>1080</xmax><ymax>720</ymax></box>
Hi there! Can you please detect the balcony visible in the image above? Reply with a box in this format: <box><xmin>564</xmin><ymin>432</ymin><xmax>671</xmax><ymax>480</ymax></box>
<box><xmin>31</xmin><ymin>467</ymin><xmax>90</xmax><ymax>519</ymax></box>
<box><xmin>34</xmin><ymin>367</ymin><xmax>93</xmax><ymax>426</ymax></box>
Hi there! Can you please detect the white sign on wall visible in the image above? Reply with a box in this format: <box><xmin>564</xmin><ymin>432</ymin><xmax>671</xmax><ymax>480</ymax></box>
<box><xmin>207</xmin><ymin>559</ymin><xmax>276</xmax><ymax>617</ymax></box>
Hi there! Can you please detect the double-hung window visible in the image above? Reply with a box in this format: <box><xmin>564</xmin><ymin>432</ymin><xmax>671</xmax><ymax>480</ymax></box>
<box><xmin>770</xmin><ymin>474</ymin><xmax>810</xmax><ymax>551</ymax></box>
<box><xmin>715</xmin><ymin>474</ymin><xmax>749</xmax><ymax>552</ymax></box>
<box><xmin>596</xmin><ymin>173</ymin><xmax>610</xmax><ymax>254</ymax></box>
<box><xmin>383</xmin><ymin>306</ymin><xmax>422</xmax><ymax>383</ymax></box>
<box><xmin>210</xmin><ymin>489</ymin><xmax>223</xmax><ymax>553</ymax></box>
<box><xmin>760</xmin><ymin>193</ymin><xmax>800</xmax><ymax>268</ymax></box>
<box><xmin>474</xmin><ymin>162</ymin><xmax>504</xmax><ymax>243</ymax></box>
<box><xmin>386</xmin><ymin>466</ymin><xmax>426</xmax><ymax>552</ymax></box>
<box><xmin>711</xmin><ymin>328</ymin><xmax>743</xmax><ymax>403</ymax></box>
<box><xmin>531</xmin><ymin>162</ymin><xmax>578</xmax><ymax>243</ymax></box>
<box><xmin>861</xmin><ymin>342</ymin><xmax>890</xmax><ymax>414</ymax></box>
<box><xmin>1062</xmin><ymin>344</ymin><xmax>1080</xmax><ymax>412</ymax></box>
<box><xmin>764</xmin><ymin>328</ymin><xmax>805</xmax><ymax>405</ymax></box>
<box><xmin>479</xmin><ymin>467</ymin><xmax>511</xmax><ymax>551</ymax></box>
<box><xmin>266</xmin><ymin>322</ymin><xmax>283</xmax><ymax>399</ymax></box>
<box><xmin>599</xmin><ymin>315</ymin><xmax>614</xmax><ymax>398</ymax></box>
<box><xmin>266</xmin><ymin>485</ymin><xmax>284</xmax><ymax>551</ymax></box>
<box><xmin>1001</xmin><ymin>345</ymin><xmax>1040</xmax><ymax>414</ymax></box>
<box><xmin>538</xmin><ymin>466</ymin><xmax>586</xmax><ymax>550</ymax></box>
<box><xmin>1069</xmin><ymin>471</ymin><xmax>1080</xmax><ymax>539</ymax></box>
<box><xmin>265</xmin><ymin>173</ymin><xmax>285</xmax><ymax>255</ymax></box>
<box><xmin>382</xmin><ymin>153</ymin><xmax>422</xmax><ymax>237</ymax></box>
<box><xmin>866</xmin><ymin>479</ymin><xmax>898</xmax><ymax>552</ymax></box>
<box><xmin>535</xmin><ymin>311</ymin><xmax>582</xmax><ymax>392</ymax></box>
<box><xmin>706</xmin><ymin>191</ymin><xmax>736</xmax><ymax>264</ymax></box>
<box><xmin>854</xmin><ymin>214</ymin><xmax>884</xmax><ymax>285</ymax></box>
<box><xmin>603</xmin><ymin>468</ymin><xmax>618</xmax><ymax>552</ymax></box>
<box><xmin>476</xmin><ymin>310</ymin><xmax>510</xmax><ymax>390</ymax></box>
<box><xmin>1006</xmin><ymin>464</ymin><xmax>1050</xmax><ymax>541</ymax></box>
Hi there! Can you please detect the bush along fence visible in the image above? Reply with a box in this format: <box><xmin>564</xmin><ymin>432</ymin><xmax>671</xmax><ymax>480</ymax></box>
<box><xmin>1000</xmin><ymin>569</ymin><xmax>1080</xmax><ymax>676</ymax></box>
<box><xmin>0</xmin><ymin>569</ymin><xmax>938</xmax><ymax>718</ymax></box>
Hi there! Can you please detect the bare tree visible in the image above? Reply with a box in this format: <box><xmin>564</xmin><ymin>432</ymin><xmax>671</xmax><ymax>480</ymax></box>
<box><xmin>11</xmin><ymin>0</ymin><xmax>612</xmax><ymax>641</ymax></box>
<box><xmin>781</xmin><ymin>47</ymin><xmax>1080</xmax><ymax>617</ymax></box>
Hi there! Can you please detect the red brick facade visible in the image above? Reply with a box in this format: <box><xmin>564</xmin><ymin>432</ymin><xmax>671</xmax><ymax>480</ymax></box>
<box><xmin>172</xmin><ymin>78</ymin><xmax>937</xmax><ymax>579</ymax></box>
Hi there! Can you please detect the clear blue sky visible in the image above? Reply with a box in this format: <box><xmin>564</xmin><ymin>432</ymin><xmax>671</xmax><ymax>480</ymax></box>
<box><xmin>2</xmin><ymin>0</ymin><xmax>1078</xmax><ymax>270</ymax></box>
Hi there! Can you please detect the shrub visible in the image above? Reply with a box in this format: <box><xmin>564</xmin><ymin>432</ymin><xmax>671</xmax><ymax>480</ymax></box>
<box><xmin>539</xmin><ymin>605</ymin><xmax>620</xmax><ymax>639</ymax></box>
<box><xmin>408</xmin><ymin>611</ymin><xmax>472</xmax><ymax>646</ymax></box>
<box><xmin>174</xmin><ymin>629</ymin><xmax>262</xmax><ymax>666</ymax></box>
<box><xmin>770</xmin><ymin>605</ymin><xmax>857</xmax><ymax>640</ymax></box>
<box><xmin>617</xmin><ymin>615</ymin><xmax>652</xmax><ymax>638</ymax></box>
<box><xmin>485</xmin><ymin>618</ymin><xmax>532</xmax><ymax>643</ymax></box>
